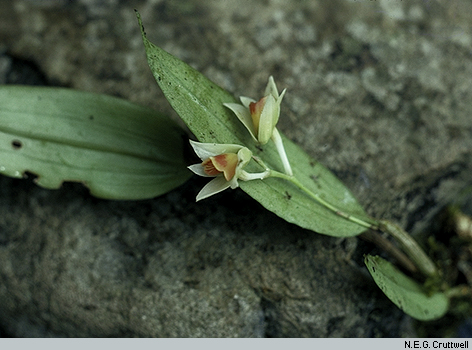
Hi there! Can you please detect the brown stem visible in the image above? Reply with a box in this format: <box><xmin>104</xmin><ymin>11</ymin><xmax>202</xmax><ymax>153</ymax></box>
<box><xmin>379</xmin><ymin>220</ymin><xmax>439</xmax><ymax>278</ymax></box>
<box><xmin>360</xmin><ymin>230</ymin><xmax>418</xmax><ymax>274</ymax></box>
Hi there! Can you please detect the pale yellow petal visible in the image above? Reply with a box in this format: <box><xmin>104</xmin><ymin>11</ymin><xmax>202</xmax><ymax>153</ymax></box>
<box><xmin>223</xmin><ymin>102</ymin><xmax>258</xmax><ymax>141</ymax></box>
<box><xmin>188</xmin><ymin>164</ymin><xmax>212</xmax><ymax>177</ymax></box>
<box><xmin>264</xmin><ymin>76</ymin><xmax>279</xmax><ymax>99</ymax></box>
<box><xmin>196</xmin><ymin>176</ymin><xmax>231</xmax><ymax>201</ymax></box>
<box><xmin>257</xmin><ymin>95</ymin><xmax>277</xmax><ymax>144</ymax></box>
<box><xmin>189</xmin><ymin>140</ymin><xmax>243</xmax><ymax>160</ymax></box>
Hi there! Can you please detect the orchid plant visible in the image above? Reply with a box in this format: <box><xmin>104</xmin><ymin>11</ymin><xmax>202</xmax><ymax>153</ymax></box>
<box><xmin>0</xmin><ymin>10</ymin><xmax>469</xmax><ymax>325</ymax></box>
<box><xmin>135</xmin><ymin>11</ymin><xmax>468</xmax><ymax>322</ymax></box>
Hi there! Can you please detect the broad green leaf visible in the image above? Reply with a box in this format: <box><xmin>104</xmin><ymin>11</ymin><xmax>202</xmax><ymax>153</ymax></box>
<box><xmin>0</xmin><ymin>86</ymin><xmax>190</xmax><ymax>199</ymax></box>
<box><xmin>365</xmin><ymin>255</ymin><xmax>449</xmax><ymax>321</ymax></box>
<box><xmin>137</xmin><ymin>12</ymin><xmax>375</xmax><ymax>236</ymax></box>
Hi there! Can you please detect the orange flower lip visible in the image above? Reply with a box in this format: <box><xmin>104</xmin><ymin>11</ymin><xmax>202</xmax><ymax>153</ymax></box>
<box><xmin>202</xmin><ymin>153</ymin><xmax>238</xmax><ymax>181</ymax></box>
<box><xmin>201</xmin><ymin>158</ymin><xmax>221</xmax><ymax>176</ymax></box>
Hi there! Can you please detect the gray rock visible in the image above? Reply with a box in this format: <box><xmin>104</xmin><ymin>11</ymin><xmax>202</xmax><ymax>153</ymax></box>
<box><xmin>0</xmin><ymin>0</ymin><xmax>470</xmax><ymax>337</ymax></box>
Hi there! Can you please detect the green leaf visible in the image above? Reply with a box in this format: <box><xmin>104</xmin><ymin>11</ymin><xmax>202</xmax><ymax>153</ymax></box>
<box><xmin>137</xmin><ymin>12</ymin><xmax>374</xmax><ymax>236</ymax></box>
<box><xmin>0</xmin><ymin>86</ymin><xmax>190</xmax><ymax>200</ymax></box>
<box><xmin>365</xmin><ymin>255</ymin><xmax>449</xmax><ymax>321</ymax></box>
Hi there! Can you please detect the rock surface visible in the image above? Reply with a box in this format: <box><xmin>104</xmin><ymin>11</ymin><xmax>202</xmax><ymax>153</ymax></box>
<box><xmin>0</xmin><ymin>0</ymin><xmax>471</xmax><ymax>337</ymax></box>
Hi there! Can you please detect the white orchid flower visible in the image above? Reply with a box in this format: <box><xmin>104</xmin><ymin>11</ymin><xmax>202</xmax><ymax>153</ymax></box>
<box><xmin>223</xmin><ymin>76</ymin><xmax>292</xmax><ymax>176</ymax></box>
<box><xmin>188</xmin><ymin>140</ymin><xmax>269</xmax><ymax>201</ymax></box>
<box><xmin>223</xmin><ymin>76</ymin><xmax>286</xmax><ymax>145</ymax></box>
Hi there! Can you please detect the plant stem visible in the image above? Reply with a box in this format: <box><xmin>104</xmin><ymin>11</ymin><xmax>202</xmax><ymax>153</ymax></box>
<box><xmin>445</xmin><ymin>285</ymin><xmax>471</xmax><ymax>298</ymax></box>
<box><xmin>271</xmin><ymin>128</ymin><xmax>293</xmax><ymax>176</ymax></box>
<box><xmin>240</xmin><ymin>169</ymin><xmax>271</xmax><ymax>181</ymax></box>
<box><xmin>268</xmin><ymin>169</ymin><xmax>377</xmax><ymax>230</ymax></box>
<box><xmin>252</xmin><ymin>156</ymin><xmax>440</xmax><ymax>279</ymax></box>
<box><xmin>360</xmin><ymin>230</ymin><xmax>418</xmax><ymax>274</ymax></box>
<box><xmin>378</xmin><ymin>220</ymin><xmax>439</xmax><ymax>278</ymax></box>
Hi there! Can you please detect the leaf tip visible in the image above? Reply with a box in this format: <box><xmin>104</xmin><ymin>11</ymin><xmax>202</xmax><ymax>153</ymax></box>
<box><xmin>135</xmin><ymin>9</ymin><xmax>146</xmax><ymax>38</ymax></box>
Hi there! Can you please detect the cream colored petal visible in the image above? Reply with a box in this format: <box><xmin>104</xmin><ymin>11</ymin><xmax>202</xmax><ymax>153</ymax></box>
<box><xmin>196</xmin><ymin>176</ymin><xmax>231</xmax><ymax>201</ymax></box>
<box><xmin>189</xmin><ymin>140</ymin><xmax>243</xmax><ymax>160</ymax></box>
<box><xmin>239</xmin><ymin>96</ymin><xmax>256</xmax><ymax>108</ymax></box>
<box><xmin>277</xmin><ymin>88</ymin><xmax>287</xmax><ymax>105</ymax></box>
<box><xmin>264</xmin><ymin>76</ymin><xmax>279</xmax><ymax>99</ymax></box>
<box><xmin>187</xmin><ymin>164</ymin><xmax>212</xmax><ymax>177</ymax></box>
<box><xmin>257</xmin><ymin>95</ymin><xmax>278</xmax><ymax>144</ymax></box>
<box><xmin>223</xmin><ymin>102</ymin><xmax>258</xmax><ymax>142</ymax></box>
